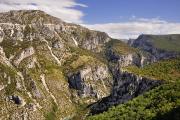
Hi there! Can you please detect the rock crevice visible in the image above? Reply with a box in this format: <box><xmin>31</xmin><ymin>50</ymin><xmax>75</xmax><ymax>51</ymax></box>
<box><xmin>89</xmin><ymin>70</ymin><xmax>162</xmax><ymax>114</ymax></box>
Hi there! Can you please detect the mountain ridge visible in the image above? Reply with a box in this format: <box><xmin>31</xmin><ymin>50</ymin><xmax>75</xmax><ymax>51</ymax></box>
<box><xmin>0</xmin><ymin>10</ymin><xmax>179</xmax><ymax>120</ymax></box>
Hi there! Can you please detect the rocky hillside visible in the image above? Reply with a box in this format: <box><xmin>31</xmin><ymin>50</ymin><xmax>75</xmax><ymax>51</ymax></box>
<box><xmin>0</xmin><ymin>10</ymin><xmax>179</xmax><ymax>120</ymax></box>
<box><xmin>129</xmin><ymin>34</ymin><xmax>180</xmax><ymax>60</ymax></box>
<box><xmin>87</xmin><ymin>36</ymin><xmax>180</xmax><ymax>118</ymax></box>
<box><xmin>88</xmin><ymin>58</ymin><xmax>180</xmax><ymax>120</ymax></box>
<box><xmin>0</xmin><ymin>10</ymin><xmax>113</xmax><ymax>120</ymax></box>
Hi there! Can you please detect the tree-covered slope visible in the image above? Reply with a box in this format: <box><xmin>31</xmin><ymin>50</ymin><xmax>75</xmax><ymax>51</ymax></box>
<box><xmin>124</xmin><ymin>58</ymin><xmax>180</xmax><ymax>81</ymax></box>
<box><xmin>87</xmin><ymin>58</ymin><xmax>180</xmax><ymax>120</ymax></box>
<box><xmin>88</xmin><ymin>82</ymin><xmax>180</xmax><ymax>120</ymax></box>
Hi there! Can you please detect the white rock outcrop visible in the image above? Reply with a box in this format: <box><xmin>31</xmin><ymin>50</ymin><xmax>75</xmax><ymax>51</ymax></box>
<box><xmin>13</xmin><ymin>47</ymin><xmax>35</xmax><ymax>66</ymax></box>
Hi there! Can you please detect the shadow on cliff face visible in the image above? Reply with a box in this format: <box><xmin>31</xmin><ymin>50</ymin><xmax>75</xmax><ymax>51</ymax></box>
<box><xmin>88</xmin><ymin>71</ymin><xmax>163</xmax><ymax>115</ymax></box>
<box><xmin>154</xmin><ymin>106</ymin><xmax>180</xmax><ymax>120</ymax></box>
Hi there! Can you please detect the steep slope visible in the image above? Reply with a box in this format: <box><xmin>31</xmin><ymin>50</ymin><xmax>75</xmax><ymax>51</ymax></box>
<box><xmin>87</xmin><ymin>36</ymin><xmax>180</xmax><ymax>118</ymax></box>
<box><xmin>86</xmin><ymin>39</ymin><xmax>160</xmax><ymax>115</ymax></box>
<box><xmin>105</xmin><ymin>39</ymin><xmax>153</xmax><ymax>68</ymax></box>
<box><xmin>130</xmin><ymin>34</ymin><xmax>180</xmax><ymax>60</ymax></box>
<box><xmin>0</xmin><ymin>10</ymin><xmax>179</xmax><ymax>120</ymax></box>
<box><xmin>0</xmin><ymin>10</ymin><xmax>113</xmax><ymax>120</ymax></box>
<box><xmin>0</xmin><ymin>10</ymin><xmax>110</xmax><ymax>53</ymax></box>
<box><xmin>87</xmin><ymin>58</ymin><xmax>180</xmax><ymax>120</ymax></box>
<box><xmin>88</xmin><ymin>82</ymin><xmax>180</xmax><ymax>120</ymax></box>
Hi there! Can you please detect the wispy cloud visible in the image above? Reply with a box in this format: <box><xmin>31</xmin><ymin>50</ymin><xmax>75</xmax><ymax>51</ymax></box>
<box><xmin>0</xmin><ymin>0</ymin><xmax>87</xmax><ymax>23</ymax></box>
<box><xmin>84</xmin><ymin>18</ymin><xmax>180</xmax><ymax>39</ymax></box>
<box><xmin>0</xmin><ymin>1</ymin><xmax>180</xmax><ymax>39</ymax></box>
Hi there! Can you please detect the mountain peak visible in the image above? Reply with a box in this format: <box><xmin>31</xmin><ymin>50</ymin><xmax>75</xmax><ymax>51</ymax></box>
<box><xmin>0</xmin><ymin>10</ymin><xmax>63</xmax><ymax>24</ymax></box>
<box><xmin>9</xmin><ymin>10</ymin><xmax>48</xmax><ymax>16</ymax></box>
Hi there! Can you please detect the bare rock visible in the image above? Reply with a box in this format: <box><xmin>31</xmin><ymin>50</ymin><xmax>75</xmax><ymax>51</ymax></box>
<box><xmin>13</xmin><ymin>47</ymin><xmax>35</xmax><ymax>66</ymax></box>
<box><xmin>68</xmin><ymin>65</ymin><xmax>112</xmax><ymax>102</ymax></box>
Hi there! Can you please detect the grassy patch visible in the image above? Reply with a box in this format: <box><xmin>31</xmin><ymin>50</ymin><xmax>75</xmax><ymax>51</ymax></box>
<box><xmin>62</xmin><ymin>46</ymin><xmax>107</xmax><ymax>74</ymax></box>
<box><xmin>70</xmin><ymin>55</ymin><xmax>97</xmax><ymax>69</ymax></box>
<box><xmin>0</xmin><ymin>38</ymin><xmax>32</xmax><ymax>58</ymax></box>
<box><xmin>0</xmin><ymin>63</ymin><xmax>17</xmax><ymax>95</ymax></box>
<box><xmin>45</xmin><ymin>101</ymin><xmax>58</xmax><ymax>120</ymax></box>
<box><xmin>105</xmin><ymin>39</ymin><xmax>137</xmax><ymax>55</ymax></box>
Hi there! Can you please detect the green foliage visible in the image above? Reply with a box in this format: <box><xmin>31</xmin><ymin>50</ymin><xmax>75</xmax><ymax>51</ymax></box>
<box><xmin>37</xmin><ymin>52</ymin><xmax>61</xmax><ymax>73</ymax></box>
<box><xmin>87</xmin><ymin>82</ymin><xmax>180</xmax><ymax>120</ymax></box>
<box><xmin>106</xmin><ymin>39</ymin><xmax>137</xmax><ymax>55</ymax></box>
<box><xmin>45</xmin><ymin>101</ymin><xmax>58</xmax><ymax>120</ymax></box>
<box><xmin>23</xmin><ymin>25</ymin><xmax>36</xmax><ymax>37</ymax></box>
<box><xmin>72</xmin><ymin>103</ymin><xmax>90</xmax><ymax>120</ymax></box>
<box><xmin>70</xmin><ymin>46</ymin><xmax>108</xmax><ymax>64</ymax></box>
<box><xmin>0</xmin><ymin>38</ymin><xmax>32</xmax><ymax>58</ymax></box>
<box><xmin>87</xmin><ymin>59</ymin><xmax>180</xmax><ymax>120</ymax></box>
<box><xmin>0</xmin><ymin>63</ymin><xmax>17</xmax><ymax>95</ymax></box>
<box><xmin>0</xmin><ymin>63</ymin><xmax>16</xmax><ymax>77</ymax></box>
<box><xmin>70</xmin><ymin>55</ymin><xmax>95</xmax><ymax>69</ymax></box>
<box><xmin>145</xmin><ymin>35</ymin><xmax>180</xmax><ymax>52</ymax></box>
<box><xmin>124</xmin><ymin>58</ymin><xmax>180</xmax><ymax>81</ymax></box>
<box><xmin>62</xmin><ymin>46</ymin><xmax>107</xmax><ymax>74</ymax></box>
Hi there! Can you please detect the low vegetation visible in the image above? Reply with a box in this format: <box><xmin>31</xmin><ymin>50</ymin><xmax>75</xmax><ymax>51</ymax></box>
<box><xmin>124</xmin><ymin>58</ymin><xmax>180</xmax><ymax>81</ymax></box>
<box><xmin>145</xmin><ymin>35</ymin><xmax>180</xmax><ymax>52</ymax></box>
<box><xmin>45</xmin><ymin>101</ymin><xmax>58</xmax><ymax>120</ymax></box>
<box><xmin>105</xmin><ymin>39</ymin><xmax>137</xmax><ymax>55</ymax></box>
<box><xmin>88</xmin><ymin>82</ymin><xmax>180</xmax><ymax>120</ymax></box>
<box><xmin>62</xmin><ymin>47</ymin><xmax>107</xmax><ymax>74</ymax></box>
<box><xmin>87</xmin><ymin>58</ymin><xmax>180</xmax><ymax>120</ymax></box>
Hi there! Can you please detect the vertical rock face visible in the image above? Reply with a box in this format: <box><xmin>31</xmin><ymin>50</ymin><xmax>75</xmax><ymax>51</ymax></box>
<box><xmin>1</xmin><ymin>10</ymin><xmax>178</xmax><ymax>119</ymax></box>
<box><xmin>0</xmin><ymin>10</ymin><xmax>111</xmax><ymax>54</ymax></box>
<box><xmin>118</xmin><ymin>54</ymin><xmax>134</xmax><ymax>67</ymax></box>
<box><xmin>0</xmin><ymin>10</ymin><xmax>113</xmax><ymax>119</ymax></box>
<box><xmin>90</xmin><ymin>71</ymin><xmax>162</xmax><ymax>114</ymax></box>
<box><xmin>68</xmin><ymin>65</ymin><xmax>113</xmax><ymax>103</ymax></box>
<box><xmin>130</xmin><ymin>34</ymin><xmax>180</xmax><ymax>60</ymax></box>
<box><xmin>107</xmin><ymin>48</ymin><xmax>152</xmax><ymax>69</ymax></box>
<box><xmin>29</xmin><ymin>80</ymin><xmax>41</xmax><ymax>98</ymax></box>
<box><xmin>80</xmin><ymin>32</ymin><xmax>111</xmax><ymax>52</ymax></box>
<box><xmin>0</xmin><ymin>46</ymin><xmax>6</xmax><ymax>60</ymax></box>
<box><xmin>85</xmin><ymin>38</ymin><xmax>162</xmax><ymax>115</ymax></box>
<box><xmin>0</xmin><ymin>26</ymin><xmax>4</xmax><ymax>43</ymax></box>
<box><xmin>105</xmin><ymin>39</ymin><xmax>154</xmax><ymax>69</ymax></box>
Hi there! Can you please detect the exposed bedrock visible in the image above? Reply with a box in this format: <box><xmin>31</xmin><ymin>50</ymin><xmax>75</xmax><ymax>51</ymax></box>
<box><xmin>89</xmin><ymin>70</ymin><xmax>162</xmax><ymax>114</ymax></box>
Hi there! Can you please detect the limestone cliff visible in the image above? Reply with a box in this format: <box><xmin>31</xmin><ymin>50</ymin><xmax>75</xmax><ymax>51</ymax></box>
<box><xmin>89</xmin><ymin>70</ymin><xmax>162</xmax><ymax>114</ymax></box>
<box><xmin>68</xmin><ymin>62</ymin><xmax>112</xmax><ymax>104</ymax></box>
<box><xmin>0</xmin><ymin>10</ymin><xmax>112</xmax><ymax>120</ymax></box>
<box><xmin>130</xmin><ymin>34</ymin><xmax>180</xmax><ymax>60</ymax></box>
<box><xmin>0</xmin><ymin>10</ymin><xmax>179</xmax><ymax>120</ymax></box>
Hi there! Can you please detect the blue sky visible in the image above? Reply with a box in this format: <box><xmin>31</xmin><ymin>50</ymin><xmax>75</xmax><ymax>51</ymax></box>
<box><xmin>77</xmin><ymin>0</ymin><xmax>180</xmax><ymax>24</ymax></box>
<box><xmin>0</xmin><ymin>0</ymin><xmax>180</xmax><ymax>39</ymax></box>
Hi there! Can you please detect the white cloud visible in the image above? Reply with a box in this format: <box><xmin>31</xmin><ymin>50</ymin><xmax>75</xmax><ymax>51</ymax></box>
<box><xmin>0</xmin><ymin>1</ymin><xmax>180</xmax><ymax>39</ymax></box>
<box><xmin>83</xmin><ymin>18</ymin><xmax>180</xmax><ymax>39</ymax></box>
<box><xmin>0</xmin><ymin>0</ymin><xmax>87</xmax><ymax>23</ymax></box>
